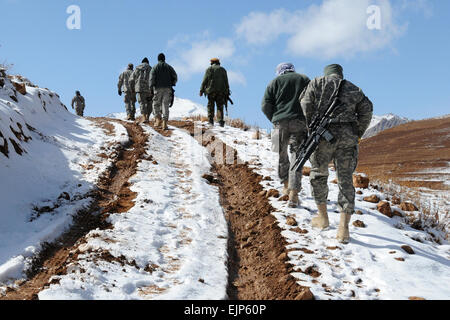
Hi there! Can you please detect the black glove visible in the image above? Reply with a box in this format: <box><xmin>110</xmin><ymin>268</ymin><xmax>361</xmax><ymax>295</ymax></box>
<box><xmin>118</xmin><ymin>90</ymin><xmax>122</xmax><ymax>96</ymax></box>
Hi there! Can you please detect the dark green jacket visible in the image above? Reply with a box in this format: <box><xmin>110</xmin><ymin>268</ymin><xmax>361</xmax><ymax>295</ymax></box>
<box><xmin>262</xmin><ymin>72</ymin><xmax>310</xmax><ymax>123</ymax></box>
<box><xmin>150</xmin><ymin>61</ymin><xmax>178</xmax><ymax>89</ymax></box>
<box><xmin>200</xmin><ymin>64</ymin><xmax>230</xmax><ymax>96</ymax></box>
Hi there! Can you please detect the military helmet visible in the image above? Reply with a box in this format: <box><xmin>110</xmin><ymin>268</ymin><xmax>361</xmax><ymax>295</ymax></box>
<box><xmin>128</xmin><ymin>63</ymin><xmax>134</xmax><ymax>70</ymax></box>
<box><xmin>75</xmin><ymin>90</ymin><xmax>80</xmax><ymax>95</ymax></box>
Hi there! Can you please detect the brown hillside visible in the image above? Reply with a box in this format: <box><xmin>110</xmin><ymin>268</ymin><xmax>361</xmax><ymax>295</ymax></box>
<box><xmin>357</xmin><ymin>115</ymin><xmax>450</xmax><ymax>191</ymax></box>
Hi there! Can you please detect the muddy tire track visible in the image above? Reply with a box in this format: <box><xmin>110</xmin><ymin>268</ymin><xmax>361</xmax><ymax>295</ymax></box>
<box><xmin>171</xmin><ymin>121</ymin><xmax>314</xmax><ymax>300</ymax></box>
<box><xmin>1</xmin><ymin>119</ymin><xmax>148</xmax><ymax>300</ymax></box>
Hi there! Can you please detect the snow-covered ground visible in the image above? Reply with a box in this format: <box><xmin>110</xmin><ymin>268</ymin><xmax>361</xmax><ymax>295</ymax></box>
<box><xmin>38</xmin><ymin>124</ymin><xmax>228</xmax><ymax>300</ymax></box>
<box><xmin>210</xmin><ymin>124</ymin><xmax>450</xmax><ymax>300</ymax></box>
<box><xmin>1</xmin><ymin>81</ymin><xmax>448</xmax><ymax>300</ymax></box>
<box><xmin>107</xmin><ymin>96</ymin><xmax>207</xmax><ymax>121</ymax></box>
<box><xmin>0</xmin><ymin>76</ymin><xmax>125</xmax><ymax>285</ymax></box>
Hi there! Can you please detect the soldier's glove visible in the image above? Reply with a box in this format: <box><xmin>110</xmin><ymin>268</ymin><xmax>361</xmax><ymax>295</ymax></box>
<box><xmin>358</xmin><ymin>138</ymin><xmax>362</xmax><ymax>144</ymax></box>
<box><xmin>200</xmin><ymin>91</ymin><xmax>203</xmax><ymax>97</ymax></box>
<box><xmin>118</xmin><ymin>90</ymin><xmax>122</xmax><ymax>96</ymax></box>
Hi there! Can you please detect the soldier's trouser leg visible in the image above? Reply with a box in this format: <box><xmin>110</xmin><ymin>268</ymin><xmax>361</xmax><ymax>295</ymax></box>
<box><xmin>124</xmin><ymin>92</ymin><xmax>133</xmax><ymax>119</ymax></box>
<box><xmin>131</xmin><ymin>93</ymin><xmax>136</xmax><ymax>119</ymax></box>
<box><xmin>75</xmin><ymin>106</ymin><xmax>84</xmax><ymax>117</ymax></box>
<box><xmin>275</xmin><ymin>119</ymin><xmax>306</xmax><ymax>191</ymax></box>
<box><xmin>334</xmin><ymin>144</ymin><xmax>358</xmax><ymax>215</ymax></box>
<box><xmin>216</xmin><ymin>104</ymin><xmax>224</xmax><ymax>125</ymax></box>
<box><xmin>137</xmin><ymin>92</ymin><xmax>152</xmax><ymax>118</ymax></box>
<box><xmin>155</xmin><ymin>88</ymin><xmax>172</xmax><ymax>121</ymax></box>
<box><xmin>207</xmin><ymin>97</ymin><xmax>216</xmax><ymax>123</ymax></box>
<box><xmin>310</xmin><ymin>140</ymin><xmax>335</xmax><ymax>206</ymax></box>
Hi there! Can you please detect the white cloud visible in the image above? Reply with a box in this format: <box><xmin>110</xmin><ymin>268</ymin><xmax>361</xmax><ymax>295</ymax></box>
<box><xmin>235</xmin><ymin>0</ymin><xmax>406</xmax><ymax>59</ymax></box>
<box><xmin>169</xmin><ymin>34</ymin><xmax>246</xmax><ymax>86</ymax></box>
<box><xmin>227</xmin><ymin>70</ymin><xmax>247</xmax><ymax>86</ymax></box>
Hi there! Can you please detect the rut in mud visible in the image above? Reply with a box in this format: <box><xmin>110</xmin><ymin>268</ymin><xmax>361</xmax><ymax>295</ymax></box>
<box><xmin>170</xmin><ymin>121</ymin><xmax>314</xmax><ymax>300</ymax></box>
<box><xmin>1</xmin><ymin>119</ymin><xmax>148</xmax><ymax>300</ymax></box>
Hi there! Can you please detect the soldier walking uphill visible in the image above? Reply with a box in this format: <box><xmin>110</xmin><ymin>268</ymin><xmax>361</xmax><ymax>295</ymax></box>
<box><xmin>299</xmin><ymin>64</ymin><xmax>373</xmax><ymax>244</ymax></box>
<box><xmin>262</xmin><ymin>63</ymin><xmax>310</xmax><ymax>208</ymax></box>
<box><xmin>71</xmin><ymin>90</ymin><xmax>86</xmax><ymax>117</ymax></box>
<box><xmin>129</xmin><ymin>57</ymin><xmax>152</xmax><ymax>123</ymax></box>
<box><xmin>200</xmin><ymin>58</ymin><xmax>230</xmax><ymax>127</ymax></box>
<box><xmin>118</xmin><ymin>63</ymin><xmax>137</xmax><ymax>121</ymax></box>
<box><xmin>150</xmin><ymin>53</ymin><xmax>178</xmax><ymax>130</ymax></box>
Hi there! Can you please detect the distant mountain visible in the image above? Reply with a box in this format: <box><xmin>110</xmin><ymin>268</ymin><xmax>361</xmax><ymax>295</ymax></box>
<box><xmin>363</xmin><ymin>114</ymin><xmax>409</xmax><ymax>139</ymax></box>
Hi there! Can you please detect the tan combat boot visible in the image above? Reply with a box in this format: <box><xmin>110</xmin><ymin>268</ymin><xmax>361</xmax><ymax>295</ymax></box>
<box><xmin>282</xmin><ymin>181</ymin><xmax>289</xmax><ymax>196</ymax></box>
<box><xmin>288</xmin><ymin>189</ymin><xmax>300</xmax><ymax>208</ymax></box>
<box><xmin>162</xmin><ymin>120</ymin><xmax>168</xmax><ymax>131</ymax></box>
<box><xmin>311</xmin><ymin>204</ymin><xmax>330</xmax><ymax>230</ymax></box>
<box><xmin>154</xmin><ymin>115</ymin><xmax>161</xmax><ymax>128</ymax></box>
<box><xmin>337</xmin><ymin>212</ymin><xmax>352</xmax><ymax>244</ymax></box>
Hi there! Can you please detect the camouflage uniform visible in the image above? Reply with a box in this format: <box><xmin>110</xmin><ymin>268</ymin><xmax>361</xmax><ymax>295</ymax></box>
<box><xmin>300</xmin><ymin>73</ymin><xmax>373</xmax><ymax>215</ymax></box>
<box><xmin>71</xmin><ymin>94</ymin><xmax>85</xmax><ymax>116</ymax></box>
<box><xmin>150</xmin><ymin>60</ymin><xmax>177</xmax><ymax>122</ymax></box>
<box><xmin>129</xmin><ymin>62</ymin><xmax>152</xmax><ymax>118</ymax></box>
<box><xmin>272</xmin><ymin>118</ymin><xmax>308</xmax><ymax>191</ymax></box>
<box><xmin>118</xmin><ymin>69</ymin><xmax>136</xmax><ymax>120</ymax></box>
<box><xmin>200</xmin><ymin>63</ymin><xmax>230</xmax><ymax>126</ymax></box>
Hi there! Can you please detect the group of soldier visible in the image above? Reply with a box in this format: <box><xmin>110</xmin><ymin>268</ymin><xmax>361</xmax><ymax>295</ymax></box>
<box><xmin>71</xmin><ymin>55</ymin><xmax>231</xmax><ymax>130</ymax></box>
<box><xmin>116</xmin><ymin>55</ymin><xmax>231</xmax><ymax>129</ymax></box>
<box><xmin>117</xmin><ymin>54</ymin><xmax>178</xmax><ymax>130</ymax></box>
<box><xmin>262</xmin><ymin>62</ymin><xmax>373</xmax><ymax>244</ymax></box>
<box><xmin>71</xmin><ymin>56</ymin><xmax>373</xmax><ymax>245</ymax></box>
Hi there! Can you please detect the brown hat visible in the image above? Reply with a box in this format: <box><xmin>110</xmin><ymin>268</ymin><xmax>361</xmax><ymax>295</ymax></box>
<box><xmin>210</xmin><ymin>58</ymin><xmax>220</xmax><ymax>64</ymax></box>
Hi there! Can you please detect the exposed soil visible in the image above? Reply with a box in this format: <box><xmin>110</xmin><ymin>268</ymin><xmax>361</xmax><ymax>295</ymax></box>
<box><xmin>171</xmin><ymin>122</ymin><xmax>314</xmax><ymax>300</ymax></box>
<box><xmin>1</xmin><ymin>119</ymin><xmax>148</xmax><ymax>300</ymax></box>
<box><xmin>358</xmin><ymin>116</ymin><xmax>450</xmax><ymax>191</ymax></box>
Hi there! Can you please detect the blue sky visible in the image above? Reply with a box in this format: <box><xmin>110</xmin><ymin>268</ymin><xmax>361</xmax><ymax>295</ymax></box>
<box><xmin>0</xmin><ymin>0</ymin><xmax>448</xmax><ymax>129</ymax></box>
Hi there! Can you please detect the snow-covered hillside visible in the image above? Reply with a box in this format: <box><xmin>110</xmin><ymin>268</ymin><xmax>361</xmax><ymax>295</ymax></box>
<box><xmin>363</xmin><ymin>114</ymin><xmax>409</xmax><ymax>139</ymax></box>
<box><xmin>1</xmin><ymin>82</ymin><xmax>448</xmax><ymax>300</ymax></box>
<box><xmin>0</xmin><ymin>73</ymin><xmax>126</xmax><ymax>284</ymax></box>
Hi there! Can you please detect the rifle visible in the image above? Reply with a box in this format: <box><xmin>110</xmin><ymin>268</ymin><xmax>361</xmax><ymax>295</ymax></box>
<box><xmin>290</xmin><ymin>80</ymin><xmax>346</xmax><ymax>173</ymax></box>
<box><xmin>169</xmin><ymin>88</ymin><xmax>175</xmax><ymax>108</ymax></box>
<box><xmin>225</xmin><ymin>95</ymin><xmax>234</xmax><ymax>117</ymax></box>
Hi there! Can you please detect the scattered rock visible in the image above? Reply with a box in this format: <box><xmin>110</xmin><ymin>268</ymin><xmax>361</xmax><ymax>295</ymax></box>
<box><xmin>356</xmin><ymin>190</ymin><xmax>363</xmax><ymax>195</ymax></box>
<box><xmin>401</xmin><ymin>245</ymin><xmax>415</xmax><ymax>255</ymax></box>
<box><xmin>392</xmin><ymin>210</ymin><xmax>403</xmax><ymax>218</ymax></box>
<box><xmin>377</xmin><ymin>201</ymin><xmax>393</xmax><ymax>218</ymax></box>
<box><xmin>202</xmin><ymin>174</ymin><xmax>216</xmax><ymax>184</ymax></box>
<box><xmin>263</xmin><ymin>176</ymin><xmax>272</xmax><ymax>181</ymax></box>
<box><xmin>278</xmin><ymin>195</ymin><xmax>289</xmax><ymax>202</ymax></box>
<box><xmin>258</xmin><ymin>190</ymin><xmax>267</xmax><ymax>197</ymax></box>
<box><xmin>292</xmin><ymin>227</ymin><xmax>308</xmax><ymax>234</ymax></box>
<box><xmin>353</xmin><ymin>220</ymin><xmax>366</xmax><ymax>228</ymax></box>
<box><xmin>58</xmin><ymin>192</ymin><xmax>70</xmax><ymax>201</ymax></box>
<box><xmin>302</xmin><ymin>167</ymin><xmax>311</xmax><ymax>176</ymax></box>
<box><xmin>400</xmin><ymin>202</ymin><xmax>419</xmax><ymax>212</ymax></box>
<box><xmin>409</xmin><ymin>296</ymin><xmax>426</xmax><ymax>300</ymax></box>
<box><xmin>295</xmin><ymin>288</ymin><xmax>315</xmax><ymax>300</ymax></box>
<box><xmin>286</xmin><ymin>216</ymin><xmax>298</xmax><ymax>226</ymax></box>
<box><xmin>252</xmin><ymin>129</ymin><xmax>261</xmax><ymax>140</ymax></box>
<box><xmin>391</xmin><ymin>196</ymin><xmax>401</xmax><ymax>205</ymax></box>
<box><xmin>198</xmin><ymin>278</ymin><xmax>205</xmax><ymax>283</ymax></box>
<box><xmin>330</xmin><ymin>178</ymin><xmax>338</xmax><ymax>184</ymax></box>
<box><xmin>266</xmin><ymin>189</ymin><xmax>280</xmax><ymax>199</ymax></box>
<box><xmin>364</xmin><ymin>195</ymin><xmax>380</xmax><ymax>203</ymax></box>
<box><xmin>395</xmin><ymin>257</ymin><xmax>405</xmax><ymax>262</ymax></box>
<box><xmin>355</xmin><ymin>210</ymin><xmax>364</xmax><ymax>215</ymax></box>
<box><xmin>12</xmin><ymin>81</ymin><xmax>27</xmax><ymax>95</ymax></box>
<box><xmin>353</xmin><ymin>174</ymin><xmax>369</xmax><ymax>189</ymax></box>
<box><xmin>278</xmin><ymin>252</ymin><xmax>288</xmax><ymax>261</ymax></box>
